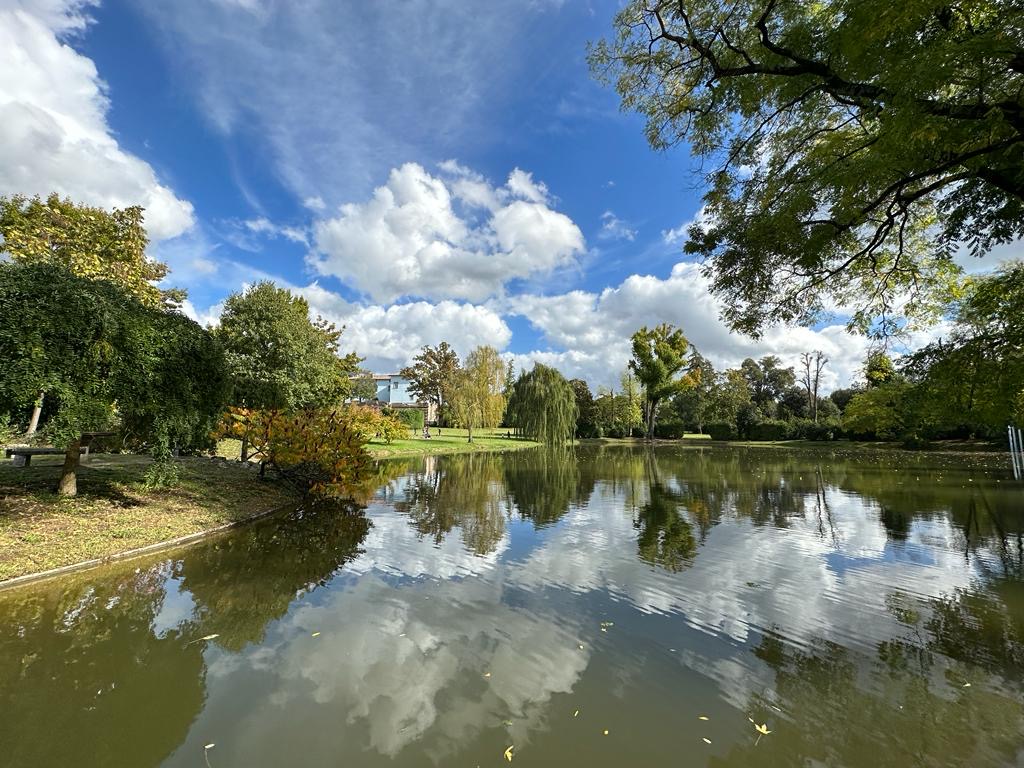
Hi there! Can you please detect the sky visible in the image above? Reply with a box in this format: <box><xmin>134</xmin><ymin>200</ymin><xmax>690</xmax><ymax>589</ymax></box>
<box><xmin>2</xmin><ymin>0</ymin><xmax>1020</xmax><ymax>391</ymax></box>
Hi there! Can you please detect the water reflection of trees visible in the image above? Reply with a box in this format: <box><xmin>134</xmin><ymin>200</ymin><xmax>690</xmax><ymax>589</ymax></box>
<box><xmin>505</xmin><ymin>448</ymin><xmax>590</xmax><ymax>527</ymax></box>
<box><xmin>715</xmin><ymin>620</ymin><xmax>1024</xmax><ymax>768</ymax></box>
<box><xmin>179</xmin><ymin>502</ymin><xmax>370</xmax><ymax>651</ymax></box>
<box><xmin>393</xmin><ymin>452</ymin><xmax>508</xmax><ymax>555</ymax></box>
<box><xmin>0</xmin><ymin>567</ymin><xmax>205</xmax><ymax>768</ymax></box>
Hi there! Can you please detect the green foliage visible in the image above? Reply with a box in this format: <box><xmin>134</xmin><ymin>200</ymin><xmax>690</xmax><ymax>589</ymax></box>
<box><xmin>630</xmin><ymin>323</ymin><xmax>693</xmax><ymax>438</ymax></box>
<box><xmin>843</xmin><ymin>384</ymin><xmax>911</xmax><ymax>439</ymax></box>
<box><xmin>0</xmin><ymin>262</ymin><xmax>227</xmax><ymax>493</ymax></box>
<box><xmin>670</xmin><ymin>352</ymin><xmax>716</xmax><ymax>432</ymax></box>
<box><xmin>217</xmin><ymin>282</ymin><xmax>359</xmax><ymax>411</ymax></box>
<box><xmin>447</xmin><ymin>346</ymin><xmax>507</xmax><ymax>441</ymax></box>
<box><xmin>789</xmin><ymin>419</ymin><xmax>840</xmax><ymax>441</ymax></box>
<box><xmin>400</xmin><ymin>342</ymin><xmax>460</xmax><ymax>420</ymax></box>
<box><xmin>0</xmin><ymin>194</ymin><xmax>174</xmax><ymax>307</ymax></box>
<box><xmin>706</xmin><ymin>421</ymin><xmax>738</xmax><ymax>441</ymax></box>
<box><xmin>140</xmin><ymin>456</ymin><xmax>182</xmax><ymax>490</ymax></box>
<box><xmin>570</xmin><ymin>379</ymin><xmax>598</xmax><ymax>437</ymax></box>
<box><xmin>506</xmin><ymin>364</ymin><xmax>578</xmax><ymax>445</ymax></box>
<box><xmin>652</xmin><ymin>420</ymin><xmax>688</xmax><ymax>439</ymax></box>
<box><xmin>390</xmin><ymin>408</ymin><xmax>425</xmax><ymax>432</ymax></box>
<box><xmin>829</xmin><ymin>387</ymin><xmax>860</xmax><ymax>413</ymax></box>
<box><xmin>0</xmin><ymin>416</ymin><xmax>15</xmax><ymax>445</ymax></box>
<box><xmin>748</xmin><ymin>420</ymin><xmax>791</xmax><ymax>441</ymax></box>
<box><xmin>740</xmin><ymin>356</ymin><xmax>796</xmax><ymax>415</ymax></box>
<box><xmin>864</xmin><ymin>351</ymin><xmax>898</xmax><ymax>388</ymax></box>
<box><xmin>902</xmin><ymin>261</ymin><xmax>1024</xmax><ymax>436</ymax></box>
<box><xmin>592</xmin><ymin>1</ymin><xmax>1022</xmax><ymax>336</ymax></box>
<box><xmin>350</xmin><ymin>374</ymin><xmax>378</xmax><ymax>403</ymax></box>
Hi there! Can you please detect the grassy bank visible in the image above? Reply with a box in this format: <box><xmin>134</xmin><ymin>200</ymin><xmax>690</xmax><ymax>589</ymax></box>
<box><xmin>217</xmin><ymin>428</ymin><xmax>541</xmax><ymax>461</ymax></box>
<box><xmin>0</xmin><ymin>454</ymin><xmax>296</xmax><ymax>582</ymax></box>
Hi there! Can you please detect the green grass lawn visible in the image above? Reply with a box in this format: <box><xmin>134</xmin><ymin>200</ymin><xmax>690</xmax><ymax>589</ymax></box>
<box><xmin>217</xmin><ymin>428</ymin><xmax>540</xmax><ymax>461</ymax></box>
<box><xmin>0</xmin><ymin>454</ymin><xmax>296</xmax><ymax>582</ymax></box>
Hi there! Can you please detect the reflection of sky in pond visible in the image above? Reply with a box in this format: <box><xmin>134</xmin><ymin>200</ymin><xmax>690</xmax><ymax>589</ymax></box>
<box><xmin>3</xmin><ymin>447</ymin><xmax>1023</xmax><ymax>768</ymax></box>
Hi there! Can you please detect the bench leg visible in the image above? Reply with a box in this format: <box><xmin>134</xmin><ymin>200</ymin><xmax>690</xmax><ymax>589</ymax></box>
<box><xmin>23</xmin><ymin>454</ymin><xmax>31</xmax><ymax>467</ymax></box>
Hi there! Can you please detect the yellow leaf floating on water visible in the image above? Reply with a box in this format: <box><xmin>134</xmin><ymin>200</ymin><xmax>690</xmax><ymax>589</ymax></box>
<box><xmin>311</xmin><ymin>632</ymin><xmax>321</xmax><ymax>637</ymax></box>
<box><xmin>201</xmin><ymin>634</ymin><xmax>219</xmax><ymax>641</ymax></box>
<box><xmin>504</xmin><ymin>745</ymin><xmax>514</xmax><ymax>762</ymax></box>
<box><xmin>962</xmin><ymin>683</ymin><xmax>971</xmax><ymax>688</ymax></box>
<box><xmin>755</xmin><ymin>724</ymin><xmax>771</xmax><ymax>735</ymax></box>
<box><xmin>484</xmin><ymin>672</ymin><xmax>492</xmax><ymax>678</ymax></box>
<box><xmin>702</xmin><ymin>738</ymin><xmax>711</xmax><ymax>745</ymax></box>
<box><xmin>574</xmin><ymin>710</ymin><xmax>579</xmax><ymax>717</ymax></box>
<box><xmin>603</xmin><ymin>729</ymin><xmax>609</xmax><ymax>736</ymax></box>
<box><xmin>698</xmin><ymin>716</ymin><xmax>709</xmax><ymax>721</ymax></box>
<box><xmin>204</xmin><ymin>744</ymin><xmax>215</xmax><ymax>749</ymax></box>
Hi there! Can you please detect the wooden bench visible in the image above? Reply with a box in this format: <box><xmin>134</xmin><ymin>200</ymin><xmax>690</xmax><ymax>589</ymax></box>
<box><xmin>5</xmin><ymin>431</ymin><xmax>115</xmax><ymax>467</ymax></box>
<box><xmin>5</xmin><ymin>447</ymin><xmax>87</xmax><ymax>467</ymax></box>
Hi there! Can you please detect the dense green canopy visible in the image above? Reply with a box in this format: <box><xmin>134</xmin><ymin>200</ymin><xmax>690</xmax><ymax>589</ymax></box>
<box><xmin>592</xmin><ymin>1</ymin><xmax>1024</xmax><ymax>336</ymax></box>
<box><xmin>216</xmin><ymin>281</ymin><xmax>359</xmax><ymax>411</ymax></box>
<box><xmin>0</xmin><ymin>262</ymin><xmax>228</xmax><ymax>493</ymax></box>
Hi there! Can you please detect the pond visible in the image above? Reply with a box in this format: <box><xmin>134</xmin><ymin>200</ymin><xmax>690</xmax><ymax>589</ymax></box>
<box><xmin>1</xmin><ymin>445</ymin><xmax>1023</xmax><ymax>767</ymax></box>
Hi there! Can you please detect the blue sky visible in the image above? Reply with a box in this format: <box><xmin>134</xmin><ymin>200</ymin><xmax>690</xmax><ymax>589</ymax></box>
<box><xmin>7</xmin><ymin>0</ymin><xmax>992</xmax><ymax>388</ymax></box>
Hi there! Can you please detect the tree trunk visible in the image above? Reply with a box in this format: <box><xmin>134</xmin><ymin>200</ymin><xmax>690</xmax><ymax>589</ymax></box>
<box><xmin>26</xmin><ymin>391</ymin><xmax>44</xmax><ymax>436</ymax></box>
<box><xmin>240</xmin><ymin>431</ymin><xmax>249</xmax><ymax>463</ymax></box>
<box><xmin>58</xmin><ymin>439</ymin><xmax>81</xmax><ymax>497</ymax></box>
<box><xmin>467</xmin><ymin>423</ymin><xmax>473</xmax><ymax>443</ymax></box>
<box><xmin>646</xmin><ymin>399</ymin><xmax>657</xmax><ymax>440</ymax></box>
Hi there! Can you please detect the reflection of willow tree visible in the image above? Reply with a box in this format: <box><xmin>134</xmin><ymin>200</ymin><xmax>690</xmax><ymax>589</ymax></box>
<box><xmin>713</xmin><ymin>629</ymin><xmax>1024</xmax><ymax>768</ymax></box>
<box><xmin>180</xmin><ymin>503</ymin><xmax>370</xmax><ymax>651</ymax></box>
<box><xmin>504</xmin><ymin>448</ymin><xmax>591</xmax><ymax>528</ymax></box>
<box><xmin>394</xmin><ymin>452</ymin><xmax>508</xmax><ymax>555</ymax></box>
<box><xmin>0</xmin><ymin>567</ymin><xmax>205</xmax><ymax>767</ymax></box>
<box><xmin>634</xmin><ymin>453</ymin><xmax>697</xmax><ymax>572</ymax></box>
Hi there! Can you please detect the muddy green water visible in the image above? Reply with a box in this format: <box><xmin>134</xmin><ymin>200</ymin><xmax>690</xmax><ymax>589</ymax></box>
<box><xmin>2</xmin><ymin>446</ymin><xmax>1023</xmax><ymax>767</ymax></box>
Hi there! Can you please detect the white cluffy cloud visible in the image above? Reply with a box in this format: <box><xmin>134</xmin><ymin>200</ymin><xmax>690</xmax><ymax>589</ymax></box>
<box><xmin>310</xmin><ymin>162</ymin><xmax>584</xmax><ymax>303</ymax></box>
<box><xmin>0</xmin><ymin>0</ymin><xmax>194</xmax><ymax>240</ymax></box>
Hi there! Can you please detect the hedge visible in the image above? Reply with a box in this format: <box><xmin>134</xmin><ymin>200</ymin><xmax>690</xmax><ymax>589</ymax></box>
<box><xmin>706</xmin><ymin>421</ymin><xmax>737</xmax><ymax>440</ymax></box>
<box><xmin>389</xmin><ymin>408</ymin><xmax>425</xmax><ymax>431</ymax></box>
<box><xmin>653</xmin><ymin>420</ymin><xmax>688</xmax><ymax>439</ymax></box>
<box><xmin>747</xmin><ymin>420</ymin><xmax>791</xmax><ymax>441</ymax></box>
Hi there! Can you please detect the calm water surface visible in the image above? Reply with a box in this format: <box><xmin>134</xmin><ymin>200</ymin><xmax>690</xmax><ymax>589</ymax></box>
<box><xmin>2</xmin><ymin>446</ymin><xmax>1023</xmax><ymax>767</ymax></box>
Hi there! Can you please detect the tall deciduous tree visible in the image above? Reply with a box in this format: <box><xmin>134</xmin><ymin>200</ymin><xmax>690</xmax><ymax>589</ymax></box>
<box><xmin>216</xmin><ymin>282</ymin><xmax>359</xmax><ymax>459</ymax></box>
<box><xmin>506</xmin><ymin>364</ymin><xmax>577</xmax><ymax>445</ymax></box>
<box><xmin>0</xmin><ymin>263</ymin><xmax>227</xmax><ymax>495</ymax></box>
<box><xmin>800</xmin><ymin>351</ymin><xmax>829</xmax><ymax>422</ymax></box>
<box><xmin>592</xmin><ymin>1</ymin><xmax>1022</xmax><ymax>336</ymax></box>
<box><xmin>401</xmin><ymin>342</ymin><xmax>461</xmax><ymax>425</ymax></box>
<box><xmin>629</xmin><ymin>324</ymin><xmax>693</xmax><ymax>439</ymax></box>
<box><xmin>447</xmin><ymin>346</ymin><xmax>507</xmax><ymax>442</ymax></box>
<box><xmin>740</xmin><ymin>356</ymin><xmax>796</xmax><ymax>415</ymax></box>
<box><xmin>0</xmin><ymin>195</ymin><xmax>180</xmax><ymax>433</ymax></box>
<box><xmin>570</xmin><ymin>379</ymin><xmax>598</xmax><ymax>438</ymax></box>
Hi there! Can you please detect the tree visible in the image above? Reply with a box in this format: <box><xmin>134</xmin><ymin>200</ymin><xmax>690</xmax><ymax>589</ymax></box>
<box><xmin>671</xmin><ymin>352</ymin><xmax>716</xmax><ymax>433</ymax></box>
<box><xmin>740</xmin><ymin>355</ymin><xmax>796</xmax><ymax>415</ymax></box>
<box><xmin>800</xmin><ymin>351</ymin><xmax>829</xmax><ymax>422</ymax></box>
<box><xmin>629</xmin><ymin>324</ymin><xmax>693</xmax><ymax>439</ymax></box>
<box><xmin>506</xmin><ymin>364</ymin><xmax>577</xmax><ymax>445</ymax></box>
<box><xmin>901</xmin><ymin>261</ymin><xmax>1024</xmax><ymax>435</ymax></box>
<box><xmin>350</xmin><ymin>373</ymin><xmax>379</xmax><ymax>403</ymax></box>
<box><xmin>620</xmin><ymin>370</ymin><xmax>642</xmax><ymax>437</ymax></box>
<box><xmin>706</xmin><ymin>369</ymin><xmax>753</xmax><ymax>424</ymax></box>
<box><xmin>843</xmin><ymin>383</ymin><xmax>910</xmax><ymax>439</ymax></box>
<box><xmin>592</xmin><ymin>2</ymin><xmax>1021</xmax><ymax>336</ymax></box>
<box><xmin>447</xmin><ymin>346</ymin><xmax>507</xmax><ymax>442</ymax></box>
<box><xmin>570</xmin><ymin>379</ymin><xmax>598</xmax><ymax>438</ymax></box>
<box><xmin>0</xmin><ymin>263</ymin><xmax>226</xmax><ymax>495</ymax></box>
<box><xmin>864</xmin><ymin>351</ymin><xmax>898</xmax><ymax>388</ymax></box>
<box><xmin>829</xmin><ymin>387</ymin><xmax>859</xmax><ymax>413</ymax></box>
<box><xmin>216</xmin><ymin>282</ymin><xmax>359</xmax><ymax>459</ymax></box>
<box><xmin>0</xmin><ymin>195</ymin><xmax>179</xmax><ymax>433</ymax></box>
<box><xmin>400</xmin><ymin>342</ymin><xmax>460</xmax><ymax>424</ymax></box>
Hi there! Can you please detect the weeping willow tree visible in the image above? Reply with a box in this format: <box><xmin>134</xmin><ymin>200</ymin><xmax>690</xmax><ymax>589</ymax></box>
<box><xmin>506</xmin><ymin>364</ymin><xmax>577</xmax><ymax>446</ymax></box>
